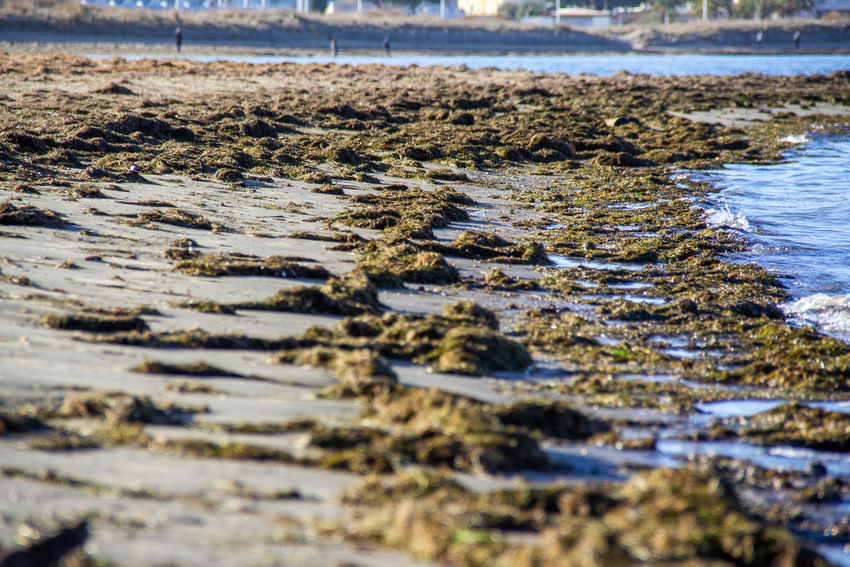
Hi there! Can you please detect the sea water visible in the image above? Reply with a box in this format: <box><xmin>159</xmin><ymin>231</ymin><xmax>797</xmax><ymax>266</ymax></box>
<box><xmin>700</xmin><ymin>135</ymin><xmax>850</xmax><ymax>342</ymax></box>
<box><xmin>115</xmin><ymin>52</ymin><xmax>850</xmax><ymax>76</ymax></box>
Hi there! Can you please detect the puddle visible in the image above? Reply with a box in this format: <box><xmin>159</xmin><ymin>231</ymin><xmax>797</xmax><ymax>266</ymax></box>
<box><xmin>617</xmin><ymin>373</ymin><xmax>681</xmax><ymax>384</ymax></box>
<box><xmin>662</xmin><ymin>347</ymin><xmax>724</xmax><ymax>359</ymax></box>
<box><xmin>607</xmin><ymin>202</ymin><xmax>660</xmax><ymax>210</ymax></box>
<box><xmin>581</xmin><ymin>294</ymin><xmax>668</xmax><ymax>305</ymax></box>
<box><xmin>609</xmin><ymin>282</ymin><xmax>652</xmax><ymax>290</ymax></box>
<box><xmin>548</xmin><ymin>255</ymin><xmax>649</xmax><ymax>272</ymax></box>
<box><xmin>697</xmin><ymin>399</ymin><xmax>850</xmax><ymax>417</ymax></box>
<box><xmin>649</xmin><ymin>336</ymin><xmax>690</xmax><ymax>347</ymax></box>
<box><xmin>656</xmin><ymin>439</ymin><xmax>850</xmax><ymax>477</ymax></box>
<box><xmin>696</xmin><ymin>399</ymin><xmax>786</xmax><ymax>417</ymax></box>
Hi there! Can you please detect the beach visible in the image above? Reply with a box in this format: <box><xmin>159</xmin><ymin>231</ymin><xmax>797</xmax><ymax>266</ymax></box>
<box><xmin>1</xmin><ymin>5</ymin><xmax>849</xmax><ymax>54</ymax></box>
<box><xmin>1</xmin><ymin>47</ymin><xmax>850</xmax><ymax>566</ymax></box>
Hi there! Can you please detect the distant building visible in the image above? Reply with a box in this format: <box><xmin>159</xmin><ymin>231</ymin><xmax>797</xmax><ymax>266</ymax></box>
<box><xmin>524</xmin><ymin>8</ymin><xmax>612</xmax><ymax>27</ymax></box>
<box><xmin>325</xmin><ymin>0</ymin><xmax>377</xmax><ymax>12</ymax></box>
<box><xmin>414</xmin><ymin>0</ymin><xmax>463</xmax><ymax>16</ymax></box>
<box><xmin>813</xmin><ymin>0</ymin><xmax>850</xmax><ymax>14</ymax></box>
<box><xmin>457</xmin><ymin>0</ymin><xmax>512</xmax><ymax>16</ymax></box>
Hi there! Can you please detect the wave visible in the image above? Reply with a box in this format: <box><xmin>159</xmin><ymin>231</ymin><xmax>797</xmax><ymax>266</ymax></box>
<box><xmin>783</xmin><ymin>293</ymin><xmax>850</xmax><ymax>341</ymax></box>
<box><xmin>777</xmin><ymin>134</ymin><xmax>811</xmax><ymax>144</ymax></box>
<box><xmin>706</xmin><ymin>203</ymin><xmax>750</xmax><ymax>231</ymax></box>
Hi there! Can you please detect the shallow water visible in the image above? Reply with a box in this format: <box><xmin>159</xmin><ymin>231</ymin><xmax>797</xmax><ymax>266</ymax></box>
<box><xmin>656</xmin><ymin>439</ymin><xmax>850</xmax><ymax>477</ymax></box>
<box><xmin>548</xmin><ymin>254</ymin><xmax>647</xmax><ymax>271</ymax></box>
<box><xmin>113</xmin><ymin>52</ymin><xmax>850</xmax><ymax>76</ymax></box>
<box><xmin>702</xmin><ymin>136</ymin><xmax>850</xmax><ymax>341</ymax></box>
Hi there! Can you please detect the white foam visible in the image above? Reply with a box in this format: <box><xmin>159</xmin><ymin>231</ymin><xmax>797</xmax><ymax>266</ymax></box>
<box><xmin>706</xmin><ymin>203</ymin><xmax>750</xmax><ymax>231</ymax></box>
<box><xmin>778</xmin><ymin>134</ymin><xmax>811</xmax><ymax>144</ymax></box>
<box><xmin>783</xmin><ymin>293</ymin><xmax>850</xmax><ymax>339</ymax></box>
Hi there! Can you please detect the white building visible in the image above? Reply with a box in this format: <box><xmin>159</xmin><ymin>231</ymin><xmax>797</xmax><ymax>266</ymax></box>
<box><xmin>414</xmin><ymin>0</ymin><xmax>463</xmax><ymax>16</ymax></box>
<box><xmin>524</xmin><ymin>8</ymin><xmax>612</xmax><ymax>28</ymax></box>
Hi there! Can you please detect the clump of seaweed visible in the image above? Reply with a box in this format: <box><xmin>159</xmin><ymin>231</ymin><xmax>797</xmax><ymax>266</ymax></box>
<box><xmin>40</xmin><ymin>312</ymin><xmax>149</xmax><ymax>333</ymax></box>
<box><xmin>288</xmin><ymin>302</ymin><xmax>530</xmax><ymax>376</ymax></box>
<box><xmin>335</xmin><ymin>185</ymin><xmax>472</xmax><ymax>238</ymax></box>
<box><xmin>130</xmin><ymin>359</ymin><xmax>241</xmax><ymax>377</ymax></box>
<box><xmin>53</xmin><ymin>392</ymin><xmax>205</xmax><ymax>425</ymax></box>
<box><xmin>163</xmin><ymin>247</ymin><xmax>201</xmax><ymax>260</ymax></box>
<box><xmin>130</xmin><ymin>208</ymin><xmax>224</xmax><ymax>231</ymax></box>
<box><xmin>289</xmin><ymin>230</ymin><xmax>367</xmax><ymax>245</ymax></box>
<box><xmin>718</xmin><ymin>323</ymin><xmax>850</xmax><ymax>391</ymax></box>
<box><xmin>170</xmin><ymin>300</ymin><xmax>237</xmax><ymax>315</ymax></box>
<box><xmin>0</xmin><ymin>408</ymin><xmax>45</xmax><ymax>435</ymax></box>
<box><xmin>172</xmin><ymin>253</ymin><xmax>330</xmax><ymax>280</ymax></box>
<box><xmin>0</xmin><ymin>200</ymin><xmax>65</xmax><ymax>227</ymax></box>
<box><xmin>233</xmin><ymin>273</ymin><xmax>384</xmax><ymax>316</ymax></box>
<box><xmin>484</xmin><ymin>268</ymin><xmax>540</xmax><ymax>290</ymax></box>
<box><xmin>700</xmin><ymin>403</ymin><xmax>850</xmax><ymax>452</ymax></box>
<box><xmin>276</xmin><ymin>347</ymin><xmax>397</xmax><ymax>395</ymax></box>
<box><xmin>330</xmin><ymin>466</ymin><xmax>830</xmax><ymax>567</ymax></box>
<box><xmin>67</xmin><ymin>184</ymin><xmax>106</xmax><ymax>199</ymax></box>
<box><xmin>82</xmin><ymin>328</ymin><xmax>311</xmax><ymax>350</ymax></box>
<box><xmin>359</xmin><ymin>238</ymin><xmax>459</xmax><ymax>284</ymax></box>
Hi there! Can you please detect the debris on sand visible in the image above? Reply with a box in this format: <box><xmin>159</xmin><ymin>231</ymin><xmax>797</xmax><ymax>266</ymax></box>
<box><xmin>0</xmin><ymin>200</ymin><xmax>65</xmax><ymax>227</ymax></box>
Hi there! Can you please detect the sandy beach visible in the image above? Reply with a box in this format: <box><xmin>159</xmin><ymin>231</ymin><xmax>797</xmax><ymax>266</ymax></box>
<box><xmin>1</xmin><ymin>51</ymin><xmax>850</xmax><ymax>565</ymax></box>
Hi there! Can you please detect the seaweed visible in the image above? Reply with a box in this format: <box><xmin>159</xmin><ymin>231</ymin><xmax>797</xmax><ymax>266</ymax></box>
<box><xmin>130</xmin><ymin>359</ymin><xmax>241</xmax><ymax>377</ymax></box>
<box><xmin>359</xmin><ymin>238</ymin><xmax>459</xmax><ymax>284</ymax></box>
<box><xmin>276</xmin><ymin>347</ymin><xmax>397</xmax><ymax>395</ymax></box>
<box><xmin>330</xmin><ymin>467</ymin><xmax>830</xmax><ymax>567</ymax></box>
<box><xmin>0</xmin><ymin>200</ymin><xmax>65</xmax><ymax>227</ymax></box>
<box><xmin>233</xmin><ymin>273</ymin><xmax>383</xmax><ymax>316</ymax></box>
<box><xmin>40</xmin><ymin>312</ymin><xmax>149</xmax><ymax>333</ymax></box>
<box><xmin>130</xmin><ymin>208</ymin><xmax>223</xmax><ymax>231</ymax></box>
<box><xmin>172</xmin><ymin>253</ymin><xmax>330</xmax><ymax>280</ymax></box>
<box><xmin>702</xmin><ymin>403</ymin><xmax>850</xmax><ymax>452</ymax></box>
<box><xmin>290</xmin><ymin>301</ymin><xmax>531</xmax><ymax>377</ymax></box>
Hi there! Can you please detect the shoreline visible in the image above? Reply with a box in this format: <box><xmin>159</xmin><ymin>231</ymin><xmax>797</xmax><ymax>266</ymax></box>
<box><xmin>1</xmin><ymin>8</ymin><xmax>849</xmax><ymax>54</ymax></box>
<box><xmin>2</xmin><ymin>53</ymin><xmax>850</xmax><ymax>566</ymax></box>
<box><xmin>3</xmin><ymin>37</ymin><xmax>850</xmax><ymax>56</ymax></box>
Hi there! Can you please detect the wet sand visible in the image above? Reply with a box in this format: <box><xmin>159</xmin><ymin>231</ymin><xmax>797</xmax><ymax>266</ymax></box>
<box><xmin>1</xmin><ymin>54</ymin><xmax>850</xmax><ymax>565</ymax></box>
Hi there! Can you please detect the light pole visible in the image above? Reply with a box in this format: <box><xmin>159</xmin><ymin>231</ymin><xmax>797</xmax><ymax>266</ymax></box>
<box><xmin>555</xmin><ymin>0</ymin><xmax>560</xmax><ymax>26</ymax></box>
<box><xmin>703</xmin><ymin>0</ymin><xmax>707</xmax><ymax>19</ymax></box>
<box><xmin>440</xmin><ymin>0</ymin><xmax>445</xmax><ymax>18</ymax></box>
